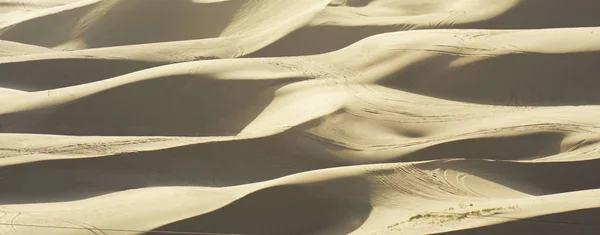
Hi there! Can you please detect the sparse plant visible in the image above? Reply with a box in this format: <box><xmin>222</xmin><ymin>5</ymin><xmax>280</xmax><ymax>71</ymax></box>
<box><xmin>193</xmin><ymin>56</ymin><xmax>220</xmax><ymax>61</ymax></box>
<box><xmin>405</xmin><ymin>206</ymin><xmax>513</xmax><ymax>225</ymax></box>
<box><xmin>387</xmin><ymin>223</ymin><xmax>400</xmax><ymax>229</ymax></box>
<box><xmin>386</xmin><ymin>204</ymin><xmax>520</xmax><ymax>229</ymax></box>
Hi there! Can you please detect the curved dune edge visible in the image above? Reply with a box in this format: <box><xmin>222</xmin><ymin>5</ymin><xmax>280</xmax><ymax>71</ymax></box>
<box><xmin>1</xmin><ymin>0</ymin><xmax>600</xmax><ymax>234</ymax></box>
<box><xmin>2</xmin><ymin>160</ymin><xmax>600</xmax><ymax>234</ymax></box>
<box><xmin>2</xmin><ymin>0</ymin><xmax>600</xmax><ymax>91</ymax></box>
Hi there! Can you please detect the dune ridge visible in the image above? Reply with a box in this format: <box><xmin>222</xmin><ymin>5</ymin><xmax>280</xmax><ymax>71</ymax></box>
<box><xmin>1</xmin><ymin>0</ymin><xmax>600</xmax><ymax>234</ymax></box>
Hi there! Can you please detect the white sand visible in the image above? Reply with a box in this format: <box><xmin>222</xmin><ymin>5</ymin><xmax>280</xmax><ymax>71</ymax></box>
<box><xmin>1</xmin><ymin>0</ymin><xmax>600</xmax><ymax>234</ymax></box>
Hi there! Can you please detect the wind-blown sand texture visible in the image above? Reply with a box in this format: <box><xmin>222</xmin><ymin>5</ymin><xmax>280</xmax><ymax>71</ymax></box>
<box><xmin>1</xmin><ymin>0</ymin><xmax>600</xmax><ymax>234</ymax></box>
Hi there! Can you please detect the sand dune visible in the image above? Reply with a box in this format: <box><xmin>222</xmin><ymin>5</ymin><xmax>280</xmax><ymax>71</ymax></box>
<box><xmin>1</xmin><ymin>0</ymin><xmax>600</xmax><ymax>234</ymax></box>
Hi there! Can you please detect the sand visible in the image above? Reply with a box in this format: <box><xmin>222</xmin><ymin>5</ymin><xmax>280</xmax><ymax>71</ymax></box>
<box><xmin>1</xmin><ymin>0</ymin><xmax>600</xmax><ymax>234</ymax></box>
